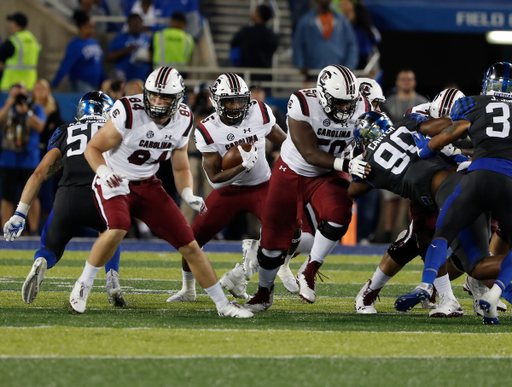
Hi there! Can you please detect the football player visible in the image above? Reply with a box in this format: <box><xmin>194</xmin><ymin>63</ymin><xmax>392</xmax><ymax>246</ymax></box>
<box><xmin>3</xmin><ymin>92</ymin><xmax>125</xmax><ymax>306</ymax></box>
<box><xmin>357</xmin><ymin>77</ymin><xmax>386</xmax><ymax>111</ymax></box>
<box><xmin>243</xmin><ymin>65</ymin><xmax>372</xmax><ymax>312</ymax></box>
<box><xmin>396</xmin><ymin>62</ymin><xmax>512</xmax><ymax>324</ymax></box>
<box><xmin>69</xmin><ymin>66</ymin><xmax>253</xmax><ymax>318</ymax></box>
<box><xmin>166</xmin><ymin>72</ymin><xmax>298</xmax><ymax>302</ymax></box>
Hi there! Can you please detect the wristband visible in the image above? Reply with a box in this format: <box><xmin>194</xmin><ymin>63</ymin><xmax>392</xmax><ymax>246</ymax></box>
<box><xmin>15</xmin><ymin>202</ymin><xmax>31</xmax><ymax>216</ymax></box>
<box><xmin>181</xmin><ymin>187</ymin><xmax>193</xmax><ymax>199</ymax></box>
<box><xmin>333</xmin><ymin>158</ymin><xmax>350</xmax><ymax>172</ymax></box>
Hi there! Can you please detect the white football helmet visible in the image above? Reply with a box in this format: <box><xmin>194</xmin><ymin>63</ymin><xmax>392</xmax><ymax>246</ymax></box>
<box><xmin>357</xmin><ymin>77</ymin><xmax>386</xmax><ymax>107</ymax></box>
<box><xmin>317</xmin><ymin>65</ymin><xmax>359</xmax><ymax>123</ymax></box>
<box><xmin>143</xmin><ymin>66</ymin><xmax>185</xmax><ymax>120</ymax></box>
<box><xmin>429</xmin><ymin>88</ymin><xmax>465</xmax><ymax>119</ymax></box>
<box><xmin>210</xmin><ymin>73</ymin><xmax>250</xmax><ymax>125</ymax></box>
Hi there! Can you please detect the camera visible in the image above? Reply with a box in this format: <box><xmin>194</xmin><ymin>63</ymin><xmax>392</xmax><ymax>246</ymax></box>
<box><xmin>14</xmin><ymin>93</ymin><xmax>27</xmax><ymax>105</ymax></box>
<box><xmin>111</xmin><ymin>80</ymin><xmax>124</xmax><ymax>93</ymax></box>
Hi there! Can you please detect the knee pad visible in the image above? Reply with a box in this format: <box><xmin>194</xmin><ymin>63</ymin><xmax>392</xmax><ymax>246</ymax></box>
<box><xmin>317</xmin><ymin>220</ymin><xmax>349</xmax><ymax>241</ymax></box>
<box><xmin>257</xmin><ymin>247</ymin><xmax>286</xmax><ymax>270</ymax></box>
<box><xmin>387</xmin><ymin>226</ymin><xmax>420</xmax><ymax>266</ymax></box>
<box><xmin>35</xmin><ymin>249</ymin><xmax>58</xmax><ymax>269</ymax></box>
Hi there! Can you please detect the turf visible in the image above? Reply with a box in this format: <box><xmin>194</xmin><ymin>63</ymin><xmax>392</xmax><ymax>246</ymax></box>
<box><xmin>1</xmin><ymin>250</ymin><xmax>511</xmax><ymax>387</ymax></box>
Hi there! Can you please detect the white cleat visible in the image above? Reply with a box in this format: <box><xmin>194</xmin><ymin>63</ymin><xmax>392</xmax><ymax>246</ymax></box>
<box><xmin>498</xmin><ymin>299</ymin><xmax>507</xmax><ymax>312</ymax></box>
<box><xmin>166</xmin><ymin>288</ymin><xmax>196</xmax><ymax>302</ymax></box>
<box><xmin>106</xmin><ymin>269</ymin><xmax>126</xmax><ymax>307</ymax></box>
<box><xmin>217</xmin><ymin>300</ymin><xmax>254</xmax><ymax>318</ymax></box>
<box><xmin>277</xmin><ymin>257</ymin><xmax>299</xmax><ymax>294</ymax></box>
<box><xmin>429</xmin><ymin>294</ymin><xmax>463</xmax><ymax>317</ymax></box>
<box><xmin>22</xmin><ymin>257</ymin><xmax>47</xmax><ymax>304</ymax></box>
<box><xmin>242</xmin><ymin>239</ymin><xmax>259</xmax><ymax>281</ymax></box>
<box><xmin>479</xmin><ymin>290</ymin><xmax>500</xmax><ymax>325</ymax></box>
<box><xmin>220</xmin><ymin>263</ymin><xmax>249</xmax><ymax>299</ymax></box>
<box><xmin>463</xmin><ymin>276</ymin><xmax>490</xmax><ymax>316</ymax></box>
<box><xmin>243</xmin><ymin>285</ymin><xmax>274</xmax><ymax>313</ymax></box>
<box><xmin>354</xmin><ymin>279</ymin><xmax>380</xmax><ymax>314</ymax></box>
<box><xmin>69</xmin><ymin>280</ymin><xmax>92</xmax><ymax>314</ymax></box>
<box><xmin>296</xmin><ymin>256</ymin><xmax>322</xmax><ymax>304</ymax></box>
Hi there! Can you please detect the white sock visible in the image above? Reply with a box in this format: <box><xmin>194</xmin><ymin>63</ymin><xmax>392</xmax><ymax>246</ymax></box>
<box><xmin>297</xmin><ymin>232</ymin><xmax>315</xmax><ymax>253</ymax></box>
<box><xmin>489</xmin><ymin>283</ymin><xmax>503</xmax><ymax>300</ymax></box>
<box><xmin>78</xmin><ymin>261</ymin><xmax>101</xmax><ymax>287</ymax></box>
<box><xmin>205</xmin><ymin>282</ymin><xmax>228</xmax><ymax>309</ymax></box>
<box><xmin>434</xmin><ymin>274</ymin><xmax>455</xmax><ymax>298</ymax></box>
<box><xmin>370</xmin><ymin>267</ymin><xmax>391</xmax><ymax>290</ymax></box>
<box><xmin>310</xmin><ymin>228</ymin><xmax>339</xmax><ymax>264</ymax></box>
<box><xmin>182</xmin><ymin>269</ymin><xmax>196</xmax><ymax>292</ymax></box>
<box><xmin>259</xmin><ymin>267</ymin><xmax>280</xmax><ymax>289</ymax></box>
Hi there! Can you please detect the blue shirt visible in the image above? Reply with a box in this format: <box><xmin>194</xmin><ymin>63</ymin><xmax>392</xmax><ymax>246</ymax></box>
<box><xmin>293</xmin><ymin>10</ymin><xmax>359</xmax><ymax>70</ymax></box>
<box><xmin>0</xmin><ymin>103</ymin><xmax>46</xmax><ymax>169</ymax></box>
<box><xmin>51</xmin><ymin>37</ymin><xmax>105</xmax><ymax>89</ymax></box>
<box><xmin>106</xmin><ymin>32</ymin><xmax>151</xmax><ymax>81</ymax></box>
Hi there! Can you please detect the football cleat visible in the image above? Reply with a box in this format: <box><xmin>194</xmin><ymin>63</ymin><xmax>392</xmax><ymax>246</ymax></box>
<box><xmin>220</xmin><ymin>263</ymin><xmax>249</xmax><ymax>299</ymax></box>
<box><xmin>479</xmin><ymin>291</ymin><xmax>500</xmax><ymax>325</ymax></box>
<box><xmin>106</xmin><ymin>269</ymin><xmax>126</xmax><ymax>307</ymax></box>
<box><xmin>354</xmin><ymin>279</ymin><xmax>380</xmax><ymax>314</ymax></box>
<box><xmin>242</xmin><ymin>239</ymin><xmax>259</xmax><ymax>280</ymax></box>
<box><xmin>69</xmin><ymin>280</ymin><xmax>92</xmax><ymax>314</ymax></box>
<box><xmin>21</xmin><ymin>257</ymin><xmax>47</xmax><ymax>304</ymax></box>
<box><xmin>217</xmin><ymin>300</ymin><xmax>254</xmax><ymax>318</ymax></box>
<box><xmin>429</xmin><ymin>294</ymin><xmax>463</xmax><ymax>317</ymax></box>
<box><xmin>296</xmin><ymin>256</ymin><xmax>323</xmax><ymax>303</ymax></box>
<box><xmin>395</xmin><ymin>282</ymin><xmax>433</xmax><ymax>312</ymax></box>
<box><xmin>277</xmin><ymin>256</ymin><xmax>299</xmax><ymax>294</ymax></box>
<box><xmin>243</xmin><ymin>285</ymin><xmax>274</xmax><ymax>313</ymax></box>
<box><xmin>463</xmin><ymin>276</ymin><xmax>489</xmax><ymax>316</ymax></box>
<box><xmin>421</xmin><ymin>285</ymin><xmax>437</xmax><ymax>309</ymax></box>
<box><xmin>166</xmin><ymin>288</ymin><xmax>196</xmax><ymax>302</ymax></box>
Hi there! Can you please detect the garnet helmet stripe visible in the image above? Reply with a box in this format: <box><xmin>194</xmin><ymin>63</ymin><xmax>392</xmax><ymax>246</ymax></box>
<box><xmin>332</xmin><ymin>65</ymin><xmax>355</xmax><ymax>95</ymax></box>
<box><xmin>440</xmin><ymin>89</ymin><xmax>457</xmax><ymax>116</ymax></box>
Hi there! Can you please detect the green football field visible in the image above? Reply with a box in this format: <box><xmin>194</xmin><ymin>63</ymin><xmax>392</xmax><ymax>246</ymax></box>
<box><xmin>1</xmin><ymin>249</ymin><xmax>512</xmax><ymax>387</ymax></box>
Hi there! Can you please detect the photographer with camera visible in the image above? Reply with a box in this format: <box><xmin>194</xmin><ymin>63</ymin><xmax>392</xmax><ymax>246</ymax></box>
<box><xmin>0</xmin><ymin>83</ymin><xmax>45</xmax><ymax>235</ymax></box>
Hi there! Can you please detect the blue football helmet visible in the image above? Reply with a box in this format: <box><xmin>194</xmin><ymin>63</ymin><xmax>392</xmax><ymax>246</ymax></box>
<box><xmin>481</xmin><ymin>62</ymin><xmax>512</xmax><ymax>99</ymax></box>
<box><xmin>354</xmin><ymin>111</ymin><xmax>393</xmax><ymax>150</ymax></box>
<box><xmin>76</xmin><ymin>91</ymin><xmax>114</xmax><ymax>120</ymax></box>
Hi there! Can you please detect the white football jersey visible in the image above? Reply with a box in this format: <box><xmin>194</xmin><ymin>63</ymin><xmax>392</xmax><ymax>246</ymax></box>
<box><xmin>195</xmin><ymin>99</ymin><xmax>275</xmax><ymax>187</ymax></box>
<box><xmin>107</xmin><ymin>94</ymin><xmax>194</xmax><ymax>180</ymax></box>
<box><xmin>281</xmin><ymin>88</ymin><xmax>371</xmax><ymax>177</ymax></box>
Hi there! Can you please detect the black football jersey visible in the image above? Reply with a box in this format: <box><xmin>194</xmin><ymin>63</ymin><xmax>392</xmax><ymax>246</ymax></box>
<box><xmin>451</xmin><ymin>95</ymin><xmax>512</xmax><ymax>161</ymax></box>
<box><xmin>47</xmin><ymin>117</ymin><xmax>106</xmax><ymax>187</ymax></box>
<box><xmin>357</xmin><ymin>122</ymin><xmax>453</xmax><ymax>207</ymax></box>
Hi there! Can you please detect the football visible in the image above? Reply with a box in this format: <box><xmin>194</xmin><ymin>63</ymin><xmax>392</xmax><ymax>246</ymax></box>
<box><xmin>222</xmin><ymin>144</ymin><xmax>253</xmax><ymax>170</ymax></box>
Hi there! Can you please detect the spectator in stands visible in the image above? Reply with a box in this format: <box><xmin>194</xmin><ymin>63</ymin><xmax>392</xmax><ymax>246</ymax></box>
<box><xmin>51</xmin><ymin>11</ymin><xmax>105</xmax><ymax>93</ymax></box>
<box><xmin>160</xmin><ymin>0</ymin><xmax>203</xmax><ymax>41</ymax></box>
<box><xmin>0</xmin><ymin>83</ymin><xmax>46</xmax><ymax>235</ymax></box>
<box><xmin>152</xmin><ymin>12</ymin><xmax>194</xmax><ymax>70</ymax></box>
<box><xmin>76</xmin><ymin>0</ymin><xmax>108</xmax><ymax>34</ymax></box>
<box><xmin>106</xmin><ymin>13</ymin><xmax>151</xmax><ymax>82</ymax></box>
<box><xmin>287</xmin><ymin>0</ymin><xmax>311</xmax><ymax>36</ymax></box>
<box><xmin>125</xmin><ymin>78</ymin><xmax>144</xmax><ymax>95</ymax></box>
<box><xmin>101</xmin><ymin>78</ymin><xmax>126</xmax><ymax>101</ymax></box>
<box><xmin>0</xmin><ymin>13</ymin><xmax>41</xmax><ymax>91</ymax></box>
<box><xmin>336</xmin><ymin>0</ymin><xmax>381</xmax><ymax>70</ymax></box>
<box><xmin>293</xmin><ymin>0</ymin><xmax>358</xmax><ymax>79</ymax></box>
<box><xmin>380</xmin><ymin>68</ymin><xmax>428</xmax><ymax>243</ymax></box>
<box><xmin>230</xmin><ymin>5</ymin><xmax>278</xmax><ymax>85</ymax></box>
<box><xmin>128</xmin><ymin>0</ymin><xmax>167</xmax><ymax>33</ymax></box>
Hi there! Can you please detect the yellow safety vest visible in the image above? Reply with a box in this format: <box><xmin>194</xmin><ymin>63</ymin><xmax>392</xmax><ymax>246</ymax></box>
<box><xmin>1</xmin><ymin>30</ymin><xmax>41</xmax><ymax>91</ymax></box>
<box><xmin>152</xmin><ymin>28</ymin><xmax>194</xmax><ymax>70</ymax></box>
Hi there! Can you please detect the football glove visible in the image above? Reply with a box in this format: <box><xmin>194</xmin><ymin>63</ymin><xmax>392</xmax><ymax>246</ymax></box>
<box><xmin>96</xmin><ymin>165</ymin><xmax>125</xmax><ymax>188</ymax></box>
<box><xmin>4</xmin><ymin>212</ymin><xmax>26</xmax><ymax>242</ymax></box>
<box><xmin>239</xmin><ymin>145</ymin><xmax>258</xmax><ymax>171</ymax></box>
<box><xmin>348</xmin><ymin>154</ymin><xmax>370</xmax><ymax>179</ymax></box>
<box><xmin>182</xmin><ymin>187</ymin><xmax>207</xmax><ymax>215</ymax></box>
<box><xmin>412</xmin><ymin>132</ymin><xmax>437</xmax><ymax>159</ymax></box>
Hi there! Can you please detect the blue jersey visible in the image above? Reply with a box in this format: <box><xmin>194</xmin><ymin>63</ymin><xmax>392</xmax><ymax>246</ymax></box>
<box><xmin>51</xmin><ymin>37</ymin><xmax>104</xmax><ymax>88</ymax></box>
<box><xmin>106</xmin><ymin>32</ymin><xmax>151</xmax><ymax>81</ymax></box>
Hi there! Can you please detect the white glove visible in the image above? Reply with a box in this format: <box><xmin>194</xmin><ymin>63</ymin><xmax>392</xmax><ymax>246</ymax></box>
<box><xmin>440</xmin><ymin>143</ymin><xmax>462</xmax><ymax>157</ymax></box>
<box><xmin>3</xmin><ymin>203</ymin><xmax>30</xmax><ymax>241</ymax></box>
<box><xmin>182</xmin><ymin>187</ymin><xmax>207</xmax><ymax>215</ymax></box>
<box><xmin>348</xmin><ymin>154</ymin><xmax>369</xmax><ymax>179</ymax></box>
<box><xmin>96</xmin><ymin>165</ymin><xmax>125</xmax><ymax>188</ymax></box>
<box><xmin>239</xmin><ymin>145</ymin><xmax>258</xmax><ymax>171</ymax></box>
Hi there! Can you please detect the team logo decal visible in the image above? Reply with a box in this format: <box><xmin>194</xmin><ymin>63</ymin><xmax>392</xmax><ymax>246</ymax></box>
<box><xmin>323</xmin><ymin>119</ymin><xmax>331</xmax><ymax>127</ymax></box>
<box><xmin>319</xmin><ymin>70</ymin><xmax>332</xmax><ymax>86</ymax></box>
<box><xmin>360</xmin><ymin>82</ymin><xmax>372</xmax><ymax>97</ymax></box>
<box><xmin>227</xmin><ymin>133</ymin><xmax>235</xmax><ymax>141</ymax></box>
<box><xmin>288</xmin><ymin>99</ymin><xmax>293</xmax><ymax>109</ymax></box>
<box><xmin>146</xmin><ymin>130</ymin><xmax>155</xmax><ymax>139</ymax></box>
<box><xmin>112</xmin><ymin>109</ymin><xmax>120</xmax><ymax>118</ymax></box>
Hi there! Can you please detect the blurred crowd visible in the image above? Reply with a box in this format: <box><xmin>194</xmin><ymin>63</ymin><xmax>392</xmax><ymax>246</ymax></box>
<box><xmin>0</xmin><ymin>0</ymin><xmax>429</xmax><ymax>243</ymax></box>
